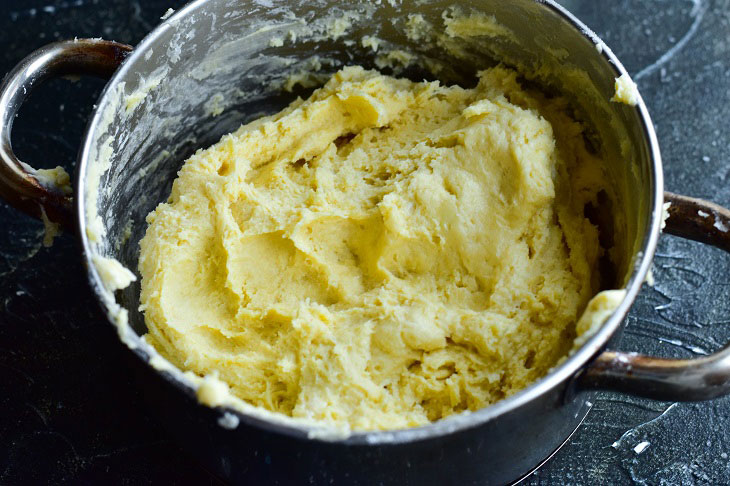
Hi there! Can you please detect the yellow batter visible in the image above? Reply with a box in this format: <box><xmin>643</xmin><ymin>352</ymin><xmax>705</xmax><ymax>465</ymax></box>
<box><xmin>139</xmin><ymin>66</ymin><xmax>610</xmax><ymax>431</ymax></box>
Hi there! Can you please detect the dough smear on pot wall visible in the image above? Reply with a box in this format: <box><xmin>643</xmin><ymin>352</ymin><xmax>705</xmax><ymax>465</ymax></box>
<box><xmin>138</xmin><ymin>65</ymin><xmax>621</xmax><ymax>432</ymax></box>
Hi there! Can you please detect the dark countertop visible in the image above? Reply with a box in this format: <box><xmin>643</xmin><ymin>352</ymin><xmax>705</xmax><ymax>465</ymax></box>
<box><xmin>1</xmin><ymin>0</ymin><xmax>729</xmax><ymax>484</ymax></box>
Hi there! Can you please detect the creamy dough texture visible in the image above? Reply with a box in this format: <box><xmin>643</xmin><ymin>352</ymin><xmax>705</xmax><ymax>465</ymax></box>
<box><xmin>139</xmin><ymin>66</ymin><xmax>609</xmax><ymax>431</ymax></box>
<box><xmin>611</xmin><ymin>73</ymin><xmax>640</xmax><ymax>106</ymax></box>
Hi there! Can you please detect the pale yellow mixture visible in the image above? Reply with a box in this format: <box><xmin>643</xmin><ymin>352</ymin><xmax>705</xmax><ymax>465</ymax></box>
<box><xmin>612</xmin><ymin>73</ymin><xmax>640</xmax><ymax>106</ymax></box>
<box><xmin>139</xmin><ymin>66</ymin><xmax>612</xmax><ymax>431</ymax></box>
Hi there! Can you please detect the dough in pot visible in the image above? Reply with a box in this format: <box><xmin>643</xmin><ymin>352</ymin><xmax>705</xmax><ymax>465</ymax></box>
<box><xmin>139</xmin><ymin>66</ymin><xmax>610</xmax><ymax>431</ymax></box>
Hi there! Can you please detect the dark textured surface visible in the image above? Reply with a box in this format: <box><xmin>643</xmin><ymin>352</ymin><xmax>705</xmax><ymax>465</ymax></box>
<box><xmin>1</xmin><ymin>0</ymin><xmax>728</xmax><ymax>484</ymax></box>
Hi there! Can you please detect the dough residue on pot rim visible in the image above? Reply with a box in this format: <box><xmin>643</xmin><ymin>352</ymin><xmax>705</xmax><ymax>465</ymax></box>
<box><xmin>139</xmin><ymin>65</ymin><xmax>621</xmax><ymax>431</ymax></box>
<box><xmin>611</xmin><ymin>73</ymin><xmax>640</xmax><ymax>106</ymax></box>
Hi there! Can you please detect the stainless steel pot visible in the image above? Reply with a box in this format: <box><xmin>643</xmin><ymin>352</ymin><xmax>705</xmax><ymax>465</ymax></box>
<box><xmin>2</xmin><ymin>0</ymin><xmax>730</xmax><ymax>484</ymax></box>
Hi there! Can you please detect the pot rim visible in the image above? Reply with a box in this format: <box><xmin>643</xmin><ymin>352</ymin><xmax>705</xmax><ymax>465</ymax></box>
<box><xmin>75</xmin><ymin>0</ymin><xmax>664</xmax><ymax>445</ymax></box>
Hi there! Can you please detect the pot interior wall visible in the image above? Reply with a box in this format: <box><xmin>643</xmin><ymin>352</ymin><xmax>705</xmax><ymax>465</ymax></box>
<box><xmin>85</xmin><ymin>0</ymin><xmax>654</xmax><ymax>339</ymax></box>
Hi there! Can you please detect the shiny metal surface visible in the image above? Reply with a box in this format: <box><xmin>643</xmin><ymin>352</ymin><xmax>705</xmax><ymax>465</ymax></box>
<box><xmin>0</xmin><ymin>39</ymin><xmax>131</xmax><ymax>231</ymax></box>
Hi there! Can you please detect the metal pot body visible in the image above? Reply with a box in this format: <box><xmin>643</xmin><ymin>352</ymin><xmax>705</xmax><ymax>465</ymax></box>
<box><xmin>131</xmin><ymin>349</ymin><xmax>594</xmax><ymax>485</ymax></box>
<box><xmin>7</xmin><ymin>0</ymin><xmax>730</xmax><ymax>484</ymax></box>
<box><xmin>80</xmin><ymin>2</ymin><xmax>652</xmax><ymax>482</ymax></box>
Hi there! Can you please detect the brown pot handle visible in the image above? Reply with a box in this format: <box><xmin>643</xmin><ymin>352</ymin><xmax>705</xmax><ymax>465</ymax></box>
<box><xmin>577</xmin><ymin>192</ymin><xmax>730</xmax><ymax>400</ymax></box>
<box><xmin>0</xmin><ymin>39</ymin><xmax>132</xmax><ymax>232</ymax></box>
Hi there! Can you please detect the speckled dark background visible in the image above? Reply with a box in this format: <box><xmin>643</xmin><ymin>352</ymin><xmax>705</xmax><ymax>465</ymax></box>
<box><xmin>1</xmin><ymin>0</ymin><xmax>729</xmax><ymax>484</ymax></box>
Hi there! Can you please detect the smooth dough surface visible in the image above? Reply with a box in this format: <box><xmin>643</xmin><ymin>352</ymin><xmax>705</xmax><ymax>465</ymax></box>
<box><xmin>139</xmin><ymin>66</ymin><xmax>609</xmax><ymax>431</ymax></box>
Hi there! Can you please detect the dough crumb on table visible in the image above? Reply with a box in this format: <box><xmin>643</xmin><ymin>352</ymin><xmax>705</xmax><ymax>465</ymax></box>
<box><xmin>139</xmin><ymin>66</ymin><xmax>618</xmax><ymax>431</ymax></box>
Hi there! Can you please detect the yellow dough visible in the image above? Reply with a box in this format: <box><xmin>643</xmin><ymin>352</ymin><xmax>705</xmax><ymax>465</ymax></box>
<box><xmin>139</xmin><ymin>66</ymin><xmax>610</xmax><ymax>431</ymax></box>
<box><xmin>611</xmin><ymin>73</ymin><xmax>640</xmax><ymax>106</ymax></box>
